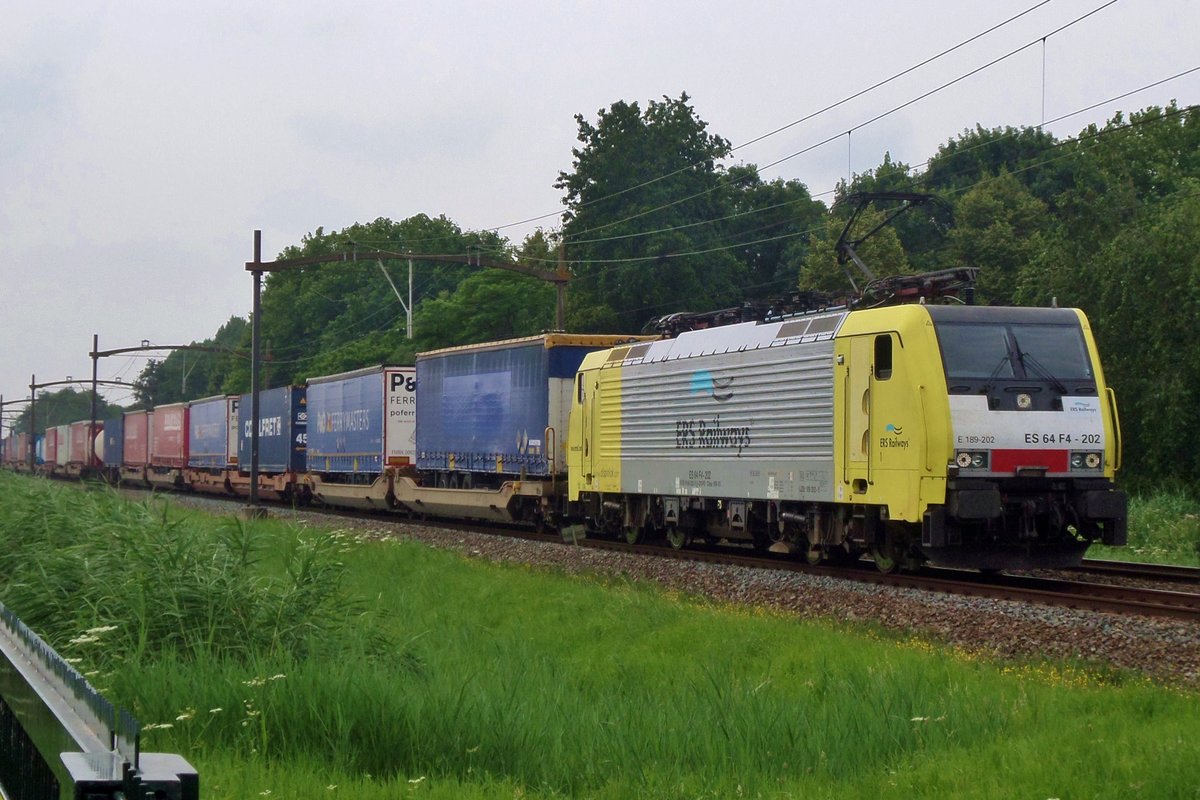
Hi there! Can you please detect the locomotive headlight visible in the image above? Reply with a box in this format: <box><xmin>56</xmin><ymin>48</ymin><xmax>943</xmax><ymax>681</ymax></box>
<box><xmin>955</xmin><ymin>451</ymin><xmax>989</xmax><ymax>470</ymax></box>
<box><xmin>1085</xmin><ymin>452</ymin><xmax>1102</xmax><ymax>469</ymax></box>
<box><xmin>1069</xmin><ymin>451</ymin><xmax>1104</xmax><ymax>470</ymax></box>
<box><xmin>1070</xmin><ymin>453</ymin><xmax>1084</xmax><ymax>469</ymax></box>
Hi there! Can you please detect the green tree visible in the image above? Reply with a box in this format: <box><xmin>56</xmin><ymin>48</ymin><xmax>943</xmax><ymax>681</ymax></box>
<box><xmin>923</xmin><ymin>124</ymin><xmax>1065</xmax><ymax>204</ymax></box>
<box><xmin>798</xmin><ymin>206</ymin><xmax>910</xmax><ymax>294</ymax></box>
<box><xmin>133</xmin><ymin>317</ymin><xmax>249</xmax><ymax>406</ymax></box>
<box><xmin>1086</xmin><ymin>186</ymin><xmax>1200</xmax><ymax>486</ymax></box>
<box><xmin>414</xmin><ymin>269</ymin><xmax>556</xmax><ymax>350</ymax></box>
<box><xmin>557</xmin><ymin>93</ymin><xmax>747</xmax><ymax>331</ymax></box>
<box><xmin>947</xmin><ymin>172</ymin><xmax>1049</xmax><ymax>305</ymax></box>
<box><xmin>1016</xmin><ymin>105</ymin><xmax>1200</xmax><ymax>311</ymax></box>
<box><xmin>209</xmin><ymin>215</ymin><xmax>513</xmax><ymax>388</ymax></box>
<box><xmin>11</xmin><ymin>388</ymin><xmax>122</xmax><ymax>435</ymax></box>
<box><xmin>724</xmin><ymin>165</ymin><xmax>826</xmax><ymax>296</ymax></box>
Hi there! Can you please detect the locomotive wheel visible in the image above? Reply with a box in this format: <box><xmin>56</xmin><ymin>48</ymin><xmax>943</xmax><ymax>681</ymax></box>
<box><xmin>666</xmin><ymin>525</ymin><xmax>689</xmax><ymax>550</ymax></box>
<box><xmin>804</xmin><ymin>546</ymin><xmax>822</xmax><ymax>565</ymax></box>
<box><xmin>872</xmin><ymin>544</ymin><xmax>899</xmax><ymax>574</ymax></box>
<box><xmin>624</xmin><ymin>524</ymin><xmax>643</xmax><ymax>545</ymax></box>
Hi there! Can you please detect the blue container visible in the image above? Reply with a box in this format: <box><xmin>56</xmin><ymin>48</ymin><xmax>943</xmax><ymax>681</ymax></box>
<box><xmin>238</xmin><ymin>385</ymin><xmax>306</xmax><ymax>473</ymax></box>
<box><xmin>102</xmin><ymin>414</ymin><xmax>125</xmax><ymax>468</ymax></box>
<box><xmin>307</xmin><ymin>367</ymin><xmax>386</xmax><ymax>475</ymax></box>
<box><xmin>188</xmin><ymin>395</ymin><xmax>237</xmax><ymax>469</ymax></box>
<box><xmin>416</xmin><ymin>334</ymin><xmax>619</xmax><ymax>477</ymax></box>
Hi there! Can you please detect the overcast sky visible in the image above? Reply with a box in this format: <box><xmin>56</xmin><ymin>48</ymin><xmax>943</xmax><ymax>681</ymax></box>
<box><xmin>2</xmin><ymin>0</ymin><xmax>1197</xmax><ymax>411</ymax></box>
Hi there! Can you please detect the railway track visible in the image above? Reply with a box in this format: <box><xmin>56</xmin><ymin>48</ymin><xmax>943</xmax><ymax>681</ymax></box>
<box><xmin>568</xmin><ymin>537</ymin><xmax>1200</xmax><ymax>622</ymax></box>
<box><xmin>1073</xmin><ymin>558</ymin><xmax>1200</xmax><ymax>583</ymax></box>
<box><xmin>125</xmin><ymin>489</ymin><xmax>1200</xmax><ymax>623</ymax></box>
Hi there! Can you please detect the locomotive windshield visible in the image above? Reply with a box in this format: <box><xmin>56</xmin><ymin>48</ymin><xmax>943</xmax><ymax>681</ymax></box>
<box><xmin>936</xmin><ymin>321</ymin><xmax>1094</xmax><ymax>384</ymax></box>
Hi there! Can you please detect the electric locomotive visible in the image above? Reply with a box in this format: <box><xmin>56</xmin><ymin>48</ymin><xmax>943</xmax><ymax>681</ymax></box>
<box><xmin>568</xmin><ymin>300</ymin><xmax>1126</xmax><ymax>572</ymax></box>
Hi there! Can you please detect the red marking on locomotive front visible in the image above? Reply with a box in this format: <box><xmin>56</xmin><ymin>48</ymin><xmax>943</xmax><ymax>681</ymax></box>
<box><xmin>990</xmin><ymin>448</ymin><xmax>1069</xmax><ymax>473</ymax></box>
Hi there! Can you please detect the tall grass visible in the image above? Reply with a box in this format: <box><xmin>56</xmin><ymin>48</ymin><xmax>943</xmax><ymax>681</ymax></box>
<box><xmin>1088</xmin><ymin>489</ymin><xmax>1200</xmax><ymax>565</ymax></box>
<box><xmin>0</xmin><ymin>473</ymin><xmax>374</xmax><ymax>669</ymax></box>
<box><xmin>2</xmin><ymin>472</ymin><xmax>1198</xmax><ymax>798</ymax></box>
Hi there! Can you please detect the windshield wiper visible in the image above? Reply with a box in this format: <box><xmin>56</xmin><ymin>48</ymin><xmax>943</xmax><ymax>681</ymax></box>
<box><xmin>1017</xmin><ymin>350</ymin><xmax>1069</xmax><ymax>395</ymax></box>
<box><xmin>980</xmin><ymin>354</ymin><xmax>1014</xmax><ymax>395</ymax></box>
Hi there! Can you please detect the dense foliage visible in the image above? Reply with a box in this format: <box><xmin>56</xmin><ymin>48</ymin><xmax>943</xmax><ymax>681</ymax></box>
<box><xmin>103</xmin><ymin>99</ymin><xmax>1198</xmax><ymax>488</ymax></box>
<box><xmin>7</xmin><ymin>386</ymin><xmax>123</xmax><ymax>437</ymax></box>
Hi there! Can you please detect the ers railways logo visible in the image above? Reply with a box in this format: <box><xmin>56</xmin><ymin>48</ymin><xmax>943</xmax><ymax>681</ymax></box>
<box><xmin>689</xmin><ymin>370</ymin><xmax>734</xmax><ymax>402</ymax></box>
<box><xmin>880</xmin><ymin>422</ymin><xmax>909</xmax><ymax>449</ymax></box>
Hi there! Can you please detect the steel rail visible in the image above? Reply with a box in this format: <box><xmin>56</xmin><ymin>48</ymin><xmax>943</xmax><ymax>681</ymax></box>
<box><xmin>1074</xmin><ymin>559</ymin><xmax>1200</xmax><ymax>583</ymax></box>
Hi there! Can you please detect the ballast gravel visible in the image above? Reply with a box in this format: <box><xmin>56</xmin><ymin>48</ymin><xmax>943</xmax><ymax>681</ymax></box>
<box><xmin>172</xmin><ymin>495</ymin><xmax>1200</xmax><ymax>686</ymax></box>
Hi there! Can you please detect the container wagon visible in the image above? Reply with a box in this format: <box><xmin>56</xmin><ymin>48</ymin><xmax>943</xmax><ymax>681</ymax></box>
<box><xmin>305</xmin><ymin>366</ymin><xmax>415</xmax><ymax>508</ymax></box>
<box><xmin>233</xmin><ymin>384</ymin><xmax>307</xmax><ymax>501</ymax></box>
<box><xmin>187</xmin><ymin>395</ymin><xmax>239</xmax><ymax>494</ymax></box>
<box><xmin>148</xmin><ymin>403</ymin><xmax>188</xmax><ymax>489</ymax></box>
<box><xmin>398</xmin><ymin>334</ymin><xmax>655</xmax><ymax>524</ymax></box>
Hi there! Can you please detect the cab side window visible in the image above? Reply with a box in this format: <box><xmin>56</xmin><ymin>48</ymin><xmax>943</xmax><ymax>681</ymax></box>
<box><xmin>874</xmin><ymin>335</ymin><xmax>893</xmax><ymax>380</ymax></box>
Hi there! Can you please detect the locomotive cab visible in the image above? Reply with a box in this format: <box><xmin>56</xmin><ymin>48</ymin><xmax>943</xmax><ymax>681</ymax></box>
<box><xmin>923</xmin><ymin>305</ymin><xmax>1127</xmax><ymax>569</ymax></box>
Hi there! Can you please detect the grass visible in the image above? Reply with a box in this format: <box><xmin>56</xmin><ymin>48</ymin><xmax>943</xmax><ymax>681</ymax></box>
<box><xmin>1087</xmin><ymin>489</ymin><xmax>1200</xmax><ymax>565</ymax></box>
<box><xmin>1</xmin><ymin>471</ymin><xmax>1198</xmax><ymax>798</ymax></box>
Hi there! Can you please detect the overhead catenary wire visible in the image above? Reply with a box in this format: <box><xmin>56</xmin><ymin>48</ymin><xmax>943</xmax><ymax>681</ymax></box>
<box><xmin>559</xmin><ymin>0</ymin><xmax>1124</xmax><ymax>246</ymax></box>
<box><xmin>482</xmin><ymin>0</ymin><xmax>1060</xmax><ymax>235</ymax></box>
<box><xmin>500</xmin><ymin>80</ymin><xmax>1196</xmax><ymax>271</ymax></box>
<box><xmin>558</xmin><ymin>101</ymin><xmax>1195</xmax><ymax>282</ymax></box>
<box><xmin>48</xmin><ymin>4</ymin><xmax>1191</xmax><ymax>397</ymax></box>
<box><xmin>339</xmin><ymin>3</ymin><xmax>1169</xmax><ymax>265</ymax></box>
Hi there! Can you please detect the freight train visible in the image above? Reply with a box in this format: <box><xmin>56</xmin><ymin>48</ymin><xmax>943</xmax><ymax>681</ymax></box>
<box><xmin>2</xmin><ymin>302</ymin><xmax>1127</xmax><ymax>572</ymax></box>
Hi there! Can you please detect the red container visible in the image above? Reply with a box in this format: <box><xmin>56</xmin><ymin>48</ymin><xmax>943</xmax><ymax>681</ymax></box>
<box><xmin>123</xmin><ymin>411</ymin><xmax>150</xmax><ymax>467</ymax></box>
<box><xmin>151</xmin><ymin>403</ymin><xmax>189</xmax><ymax>468</ymax></box>
<box><xmin>44</xmin><ymin>427</ymin><xmax>59</xmax><ymax>465</ymax></box>
<box><xmin>2</xmin><ymin>434</ymin><xmax>18</xmax><ymax>464</ymax></box>
<box><xmin>69</xmin><ymin>421</ymin><xmax>102</xmax><ymax>466</ymax></box>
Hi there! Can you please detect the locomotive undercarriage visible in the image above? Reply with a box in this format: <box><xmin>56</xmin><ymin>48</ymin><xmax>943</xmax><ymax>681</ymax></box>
<box><xmin>923</xmin><ymin>477</ymin><xmax>1128</xmax><ymax>571</ymax></box>
<box><xmin>581</xmin><ymin>492</ymin><xmax>914</xmax><ymax>571</ymax></box>
<box><xmin>580</xmin><ymin>476</ymin><xmax>1128</xmax><ymax>572</ymax></box>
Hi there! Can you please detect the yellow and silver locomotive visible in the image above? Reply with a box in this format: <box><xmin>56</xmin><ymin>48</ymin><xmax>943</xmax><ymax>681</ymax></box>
<box><xmin>568</xmin><ymin>301</ymin><xmax>1126</xmax><ymax>571</ymax></box>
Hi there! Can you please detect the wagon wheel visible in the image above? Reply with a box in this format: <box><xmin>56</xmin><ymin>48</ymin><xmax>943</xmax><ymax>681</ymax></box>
<box><xmin>666</xmin><ymin>525</ymin><xmax>689</xmax><ymax>550</ymax></box>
